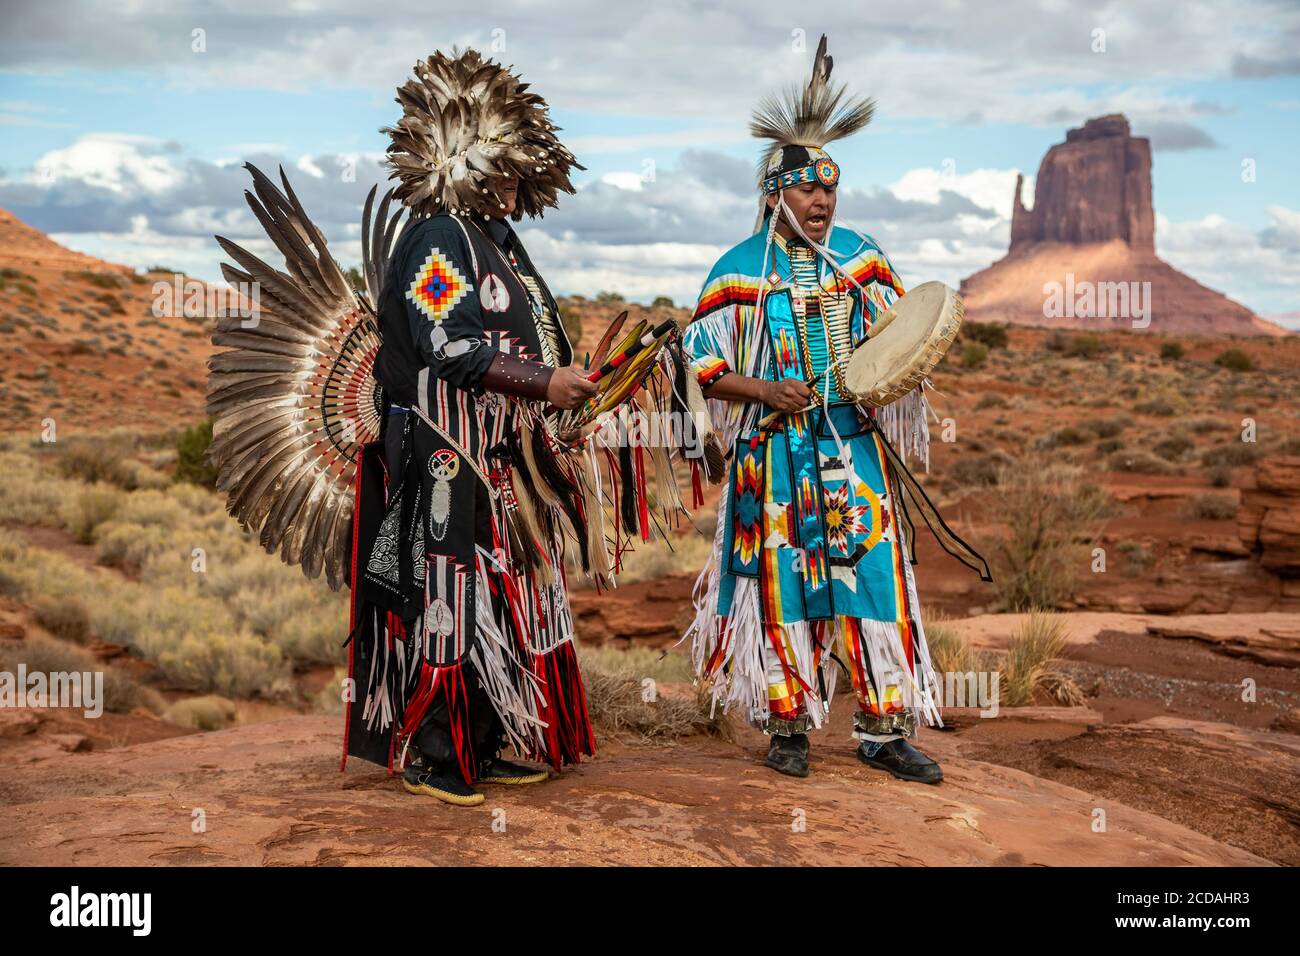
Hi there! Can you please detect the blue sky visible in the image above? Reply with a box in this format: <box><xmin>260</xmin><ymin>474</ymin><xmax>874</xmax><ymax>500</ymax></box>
<box><xmin>2</xmin><ymin>0</ymin><xmax>1297</xmax><ymax>319</ymax></box>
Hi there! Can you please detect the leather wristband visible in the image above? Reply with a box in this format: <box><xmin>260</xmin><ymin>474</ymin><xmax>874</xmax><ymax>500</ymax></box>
<box><xmin>480</xmin><ymin>350</ymin><xmax>554</xmax><ymax>402</ymax></box>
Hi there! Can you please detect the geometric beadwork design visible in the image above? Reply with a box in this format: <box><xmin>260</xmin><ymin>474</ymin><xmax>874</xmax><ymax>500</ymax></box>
<box><xmin>406</xmin><ymin>247</ymin><xmax>470</xmax><ymax>324</ymax></box>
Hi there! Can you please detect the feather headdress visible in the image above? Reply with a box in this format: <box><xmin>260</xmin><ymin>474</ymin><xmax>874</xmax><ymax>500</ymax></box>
<box><xmin>383</xmin><ymin>48</ymin><xmax>582</xmax><ymax>220</ymax></box>
<box><xmin>749</xmin><ymin>34</ymin><xmax>875</xmax><ymax>183</ymax></box>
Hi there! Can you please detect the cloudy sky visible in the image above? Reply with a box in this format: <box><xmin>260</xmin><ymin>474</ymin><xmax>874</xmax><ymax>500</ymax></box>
<box><xmin>1</xmin><ymin>0</ymin><xmax>1298</xmax><ymax>321</ymax></box>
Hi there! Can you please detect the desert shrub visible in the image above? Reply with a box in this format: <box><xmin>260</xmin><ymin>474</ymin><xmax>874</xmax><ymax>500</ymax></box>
<box><xmin>1159</xmin><ymin>342</ymin><xmax>1185</xmax><ymax>361</ymax></box>
<box><xmin>974</xmin><ymin>392</ymin><xmax>1008</xmax><ymax>410</ymax></box>
<box><xmin>1064</xmin><ymin>334</ymin><xmax>1103</xmax><ymax>358</ymax></box>
<box><xmin>0</xmin><ymin>635</ymin><xmax>162</xmax><ymax>714</ymax></box>
<box><xmin>32</xmin><ymin>598</ymin><xmax>93</xmax><ymax>644</ymax></box>
<box><xmin>0</xmin><ymin>633</ymin><xmax>95</xmax><ymax>675</ymax></box>
<box><xmin>949</xmin><ymin>451</ymin><xmax>1012</xmax><ymax>488</ymax></box>
<box><xmin>313</xmin><ymin>669</ymin><xmax>349</xmax><ymax>715</ymax></box>
<box><xmin>271</xmin><ymin>612</ymin><xmax>347</xmax><ymax>666</ymax></box>
<box><xmin>152</xmin><ymin>630</ymin><xmax>290</xmax><ymax>698</ymax></box>
<box><xmin>988</xmin><ymin>458</ymin><xmax>1110</xmax><ymax>611</ymax></box>
<box><xmin>102</xmin><ymin>671</ymin><xmax>166</xmax><ymax>714</ymax></box>
<box><xmin>1116</xmin><ymin>540</ymin><xmax>1154</xmax><ymax>576</ymax></box>
<box><xmin>999</xmin><ymin>612</ymin><xmax>1082</xmax><ymax>707</ymax></box>
<box><xmin>1038</xmin><ymin>426</ymin><xmax>1090</xmax><ymax>449</ymax></box>
<box><xmin>0</xmin><ymin>450</ymin><xmax>78</xmax><ymax>526</ymax></box>
<box><xmin>1081</xmin><ymin>417</ymin><xmax>1126</xmax><ymax>439</ymax></box>
<box><xmin>69</xmin><ymin>270</ymin><xmax>122</xmax><ymax>289</ymax></box>
<box><xmin>1207</xmin><ymin>464</ymin><xmax>1234</xmax><ymax>488</ymax></box>
<box><xmin>175</xmin><ymin>420</ymin><xmax>218</xmax><ymax>487</ymax></box>
<box><xmin>1108</xmin><ymin>449</ymin><xmax>1178</xmax><ymax>475</ymax></box>
<box><xmin>1153</xmin><ymin>434</ymin><xmax>1195</xmax><ymax>462</ymax></box>
<box><xmin>1096</xmin><ymin>438</ymin><xmax>1125</xmax><ymax>454</ymax></box>
<box><xmin>55</xmin><ymin>438</ymin><xmax>139</xmax><ymax>489</ymax></box>
<box><xmin>964</xmin><ymin>322</ymin><xmax>1008</xmax><ymax>350</ymax></box>
<box><xmin>1200</xmin><ymin>442</ymin><xmax>1259</xmax><ymax>467</ymax></box>
<box><xmin>1184</xmin><ymin>494</ymin><xmax>1239</xmax><ymax>520</ymax></box>
<box><xmin>961</xmin><ymin>341</ymin><xmax>989</xmax><ymax>369</ymax></box>
<box><xmin>162</xmin><ymin>695</ymin><xmax>237</xmax><ymax>731</ymax></box>
<box><xmin>61</xmin><ymin>484</ymin><xmax>124</xmax><ymax>543</ymax></box>
<box><xmin>0</xmin><ymin>568</ymin><xmax>23</xmax><ymax>598</ymax></box>
<box><xmin>1044</xmin><ymin>330</ymin><xmax>1068</xmax><ymax>352</ymax></box>
<box><xmin>1134</xmin><ymin>396</ymin><xmax>1179</xmax><ymax>417</ymax></box>
<box><xmin>595</xmin><ymin>290</ymin><xmax>625</xmax><ymax>303</ymax></box>
<box><xmin>94</xmin><ymin>520</ymin><xmax>170</xmax><ymax>569</ymax></box>
<box><xmin>1185</xmin><ymin>416</ymin><xmax>1235</xmax><ymax>434</ymax></box>
<box><xmin>651</xmin><ymin>296</ymin><xmax>675</xmax><ymax>309</ymax></box>
<box><xmin>1213</xmin><ymin>349</ymin><xmax>1253</xmax><ymax>372</ymax></box>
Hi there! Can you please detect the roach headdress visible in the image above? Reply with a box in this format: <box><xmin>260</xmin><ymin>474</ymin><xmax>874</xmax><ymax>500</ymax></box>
<box><xmin>383</xmin><ymin>48</ymin><xmax>582</xmax><ymax>221</ymax></box>
<box><xmin>750</xmin><ymin>35</ymin><xmax>874</xmax><ymax>200</ymax></box>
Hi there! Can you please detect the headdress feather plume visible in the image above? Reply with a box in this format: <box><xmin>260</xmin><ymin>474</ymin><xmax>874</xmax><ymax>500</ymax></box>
<box><xmin>383</xmin><ymin>48</ymin><xmax>583</xmax><ymax>219</ymax></box>
<box><xmin>749</xmin><ymin>35</ymin><xmax>875</xmax><ymax>178</ymax></box>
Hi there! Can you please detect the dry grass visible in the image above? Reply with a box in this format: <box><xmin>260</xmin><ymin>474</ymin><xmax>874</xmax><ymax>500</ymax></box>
<box><xmin>578</xmin><ymin>643</ymin><xmax>729</xmax><ymax>740</ymax></box>
<box><xmin>999</xmin><ymin>612</ymin><xmax>1084</xmax><ymax>707</ymax></box>
<box><xmin>925</xmin><ymin>614</ymin><xmax>987</xmax><ymax>676</ymax></box>
<box><xmin>0</xmin><ymin>438</ymin><xmax>337</xmax><ymax>697</ymax></box>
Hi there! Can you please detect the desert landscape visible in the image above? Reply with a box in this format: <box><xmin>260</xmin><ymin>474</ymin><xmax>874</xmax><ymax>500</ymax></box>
<box><xmin>1</xmin><ymin>112</ymin><xmax>1298</xmax><ymax>869</ymax></box>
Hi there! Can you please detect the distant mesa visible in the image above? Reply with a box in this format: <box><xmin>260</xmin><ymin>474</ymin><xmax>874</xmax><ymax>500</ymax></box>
<box><xmin>962</xmin><ymin>114</ymin><xmax>1287</xmax><ymax>337</ymax></box>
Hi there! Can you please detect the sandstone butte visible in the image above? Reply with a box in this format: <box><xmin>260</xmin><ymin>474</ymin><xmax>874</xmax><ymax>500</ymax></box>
<box><xmin>961</xmin><ymin>114</ymin><xmax>1288</xmax><ymax>337</ymax></box>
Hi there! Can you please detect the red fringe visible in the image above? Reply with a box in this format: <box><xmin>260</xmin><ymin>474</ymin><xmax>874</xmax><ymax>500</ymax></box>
<box><xmin>534</xmin><ymin>641</ymin><xmax>596</xmax><ymax>770</ymax></box>
<box><xmin>634</xmin><ymin>445</ymin><xmax>650</xmax><ymax>541</ymax></box>
<box><xmin>398</xmin><ymin>660</ymin><xmax>478</xmax><ymax>785</ymax></box>
<box><xmin>341</xmin><ymin>450</ymin><xmax>367</xmax><ymax>772</ymax></box>
<box><xmin>691</xmin><ymin>460</ymin><xmax>704</xmax><ymax>509</ymax></box>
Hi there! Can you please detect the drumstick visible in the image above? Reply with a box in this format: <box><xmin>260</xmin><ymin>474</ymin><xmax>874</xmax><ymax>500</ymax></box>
<box><xmin>545</xmin><ymin>318</ymin><xmax>676</xmax><ymax>420</ymax></box>
<box><xmin>754</xmin><ymin>369</ymin><xmax>826</xmax><ymax>435</ymax></box>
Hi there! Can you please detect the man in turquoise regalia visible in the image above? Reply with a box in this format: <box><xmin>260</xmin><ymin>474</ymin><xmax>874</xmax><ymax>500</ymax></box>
<box><xmin>682</xmin><ymin>35</ymin><xmax>988</xmax><ymax>783</ymax></box>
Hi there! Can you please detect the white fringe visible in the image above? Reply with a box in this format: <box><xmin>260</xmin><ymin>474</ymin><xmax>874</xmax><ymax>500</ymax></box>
<box><xmin>875</xmin><ymin>381</ymin><xmax>934</xmax><ymax>472</ymax></box>
<box><xmin>469</xmin><ymin>550</ymin><xmax>549</xmax><ymax>755</ymax></box>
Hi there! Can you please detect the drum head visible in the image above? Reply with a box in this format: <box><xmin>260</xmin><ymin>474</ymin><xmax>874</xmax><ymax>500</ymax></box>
<box><xmin>845</xmin><ymin>281</ymin><xmax>964</xmax><ymax>407</ymax></box>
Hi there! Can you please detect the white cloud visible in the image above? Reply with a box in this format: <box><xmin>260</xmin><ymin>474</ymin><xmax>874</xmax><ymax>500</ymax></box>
<box><xmin>598</xmin><ymin>171</ymin><xmax>646</xmax><ymax>192</ymax></box>
<box><xmin>8</xmin><ymin>134</ymin><xmax>1297</xmax><ymax>317</ymax></box>
<box><xmin>30</xmin><ymin>133</ymin><xmax>186</xmax><ymax>194</ymax></box>
<box><xmin>295</xmin><ymin>155</ymin><xmax>327</xmax><ymax>179</ymax></box>
<box><xmin>887</xmin><ymin>167</ymin><xmax>1030</xmax><ymax>219</ymax></box>
<box><xmin>1156</xmin><ymin>207</ymin><xmax>1300</xmax><ymax>312</ymax></box>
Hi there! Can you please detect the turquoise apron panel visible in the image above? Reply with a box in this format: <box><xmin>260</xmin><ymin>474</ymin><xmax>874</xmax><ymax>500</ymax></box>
<box><xmin>813</xmin><ymin>405</ymin><xmax>902</xmax><ymax>624</ymax></box>
<box><xmin>710</xmin><ymin>281</ymin><xmax>908</xmax><ymax>627</ymax></box>
<box><xmin>762</xmin><ymin>290</ymin><xmax>831</xmax><ymax>621</ymax></box>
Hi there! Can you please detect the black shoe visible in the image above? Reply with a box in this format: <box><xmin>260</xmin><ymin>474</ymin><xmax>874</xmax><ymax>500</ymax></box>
<box><xmin>857</xmin><ymin>739</ymin><xmax>943</xmax><ymax>785</ymax></box>
<box><xmin>477</xmin><ymin>757</ymin><xmax>549</xmax><ymax>785</ymax></box>
<box><xmin>765</xmin><ymin>733</ymin><xmax>810</xmax><ymax>778</ymax></box>
<box><xmin>402</xmin><ymin>763</ymin><xmax>485</xmax><ymax>806</ymax></box>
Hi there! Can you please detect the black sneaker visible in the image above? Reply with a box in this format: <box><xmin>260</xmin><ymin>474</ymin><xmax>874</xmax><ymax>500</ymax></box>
<box><xmin>765</xmin><ymin>733</ymin><xmax>810</xmax><ymax>777</ymax></box>
<box><xmin>477</xmin><ymin>757</ymin><xmax>549</xmax><ymax>785</ymax></box>
<box><xmin>857</xmin><ymin>738</ymin><xmax>943</xmax><ymax>785</ymax></box>
<box><xmin>402</xmin><ymin>763</ymin><xmax>485</xmax><ymax>806</ymax></box>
